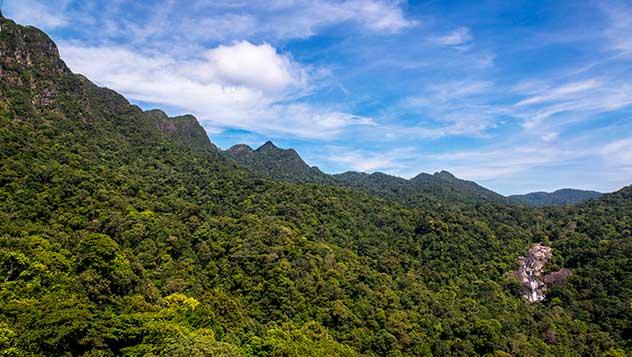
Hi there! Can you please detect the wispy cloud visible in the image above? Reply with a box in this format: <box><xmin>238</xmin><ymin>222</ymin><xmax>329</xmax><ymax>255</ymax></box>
<box><xmin>602</xmin><ymin>137</ymin><xmax>632</xmax><ymax>167</ymax></box>
<box><xmin>600</xmin><ymin>1</ymin><xmax>632</xmax><ymax>54</ymax></box>
<box><xmin>5</xmin><ymin>0</ymin><xmax>70</xmax><ymax>29</ymax></box>
<box><xmin>21</xmin><ymin>0</ymin><xmax>416</xmax><ymax>44</ymax></box>
<box><xmin>514</xmin><ymin>79</ymin><xmax>602</xmax><ymax>107</ymax></box>
<box><xmin>511</xmin><ymin>77</ymin><xmax>632</xmax><ymax>129</ymax></box>
<box><xmin>432</xmin><ymin>27</ymin><xmax>472</xmax><ymax>46</ymax></box>
<box><xmin>321</xmin><ymin>146</ymin><xmax>418</xmax><ymax>175</ymax></box>
<box><xmin>202</xmin><ymin>0</ymin><xmax>418</xmax><ymax>39</ymax></box>
<box><xmin>400</xmin><ymin>79</ymin><xmax>500</xmax><ymax>138</ymax></box>
<box><xmin>427</xmin><ymin>144</ymin><xmax>584</xmax><ymax>181</ymax></box>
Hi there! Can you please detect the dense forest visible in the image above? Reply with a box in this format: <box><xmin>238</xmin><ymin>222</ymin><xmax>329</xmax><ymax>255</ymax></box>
<box><xmin>0</xmin><ymin>16</ymin><xmax>631</xmax><ymax>356</ymax></box>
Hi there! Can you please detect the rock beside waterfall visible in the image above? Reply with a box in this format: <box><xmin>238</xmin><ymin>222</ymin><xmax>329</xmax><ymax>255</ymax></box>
<box><xmin>515</xmin><ymin>244</ymin><xmax>570</xmax><ymax>302</ymax></box>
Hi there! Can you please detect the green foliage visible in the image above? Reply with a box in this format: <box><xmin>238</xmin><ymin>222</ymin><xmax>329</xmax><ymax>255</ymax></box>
<box><xmin>225</xmin><ymin>141</ymin><xmax>334</xmax><ymax>185</ymax></box>
<box><xmin>510</xmin><ymin>189</ymin><xmax>603</xmax><ymax>206</ymax></box>
<box><xmin>225</xmin><ymin>143</ymin><xmax>509</xmax><ymax>207</ymax></box>
<box><xmin>0</xmin><ymin>16</ymin><xmax>631</xmax><ymax>356</ymax></box>
<box><xmin>247</xmin><ymin>321</ymin><xmax>360</xmax><ymax>357</ymax></box>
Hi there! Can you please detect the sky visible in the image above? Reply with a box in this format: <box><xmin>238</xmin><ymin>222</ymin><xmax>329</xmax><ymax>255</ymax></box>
<box><xmin>4</xmin><ymin>0</ymin><xmax>632</xmax><ymax>194</ymax></box>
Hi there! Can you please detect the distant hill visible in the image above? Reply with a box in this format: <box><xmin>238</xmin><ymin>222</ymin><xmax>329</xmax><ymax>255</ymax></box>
<box><xmin>510</xmin><ymin>189</ymin><xmax>603</xmax><ymax>206</ymax></box>
<box><xmin>225</xmin><ymin>142</ymin><xmax>509</xmax><ymax>206</ymax></box>
<box><xmin>225</xmin><ymin>142</ymin><xmax>606</xmax><ymax>207</ymax></box>
<box><xmin>411</xmin><ymin>170</ymin><xmax>508</xmax><ymax>204</ymax></box>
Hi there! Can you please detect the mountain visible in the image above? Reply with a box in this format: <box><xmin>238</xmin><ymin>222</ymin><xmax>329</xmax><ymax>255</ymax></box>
<box><xmin>225</xmin><ymin>141</ymin><xmax>333</xmax><ymax>184</ymax></box>
<box><xmin>1</xmin><ymin>16</ymin><xmax>632</xmax><ymax>356</ymax></box>
<box><xmin>510</xmin><ymin>189</ymin><xmax>603</xmax><ymax>206</ymax></box>
<box><xmin>226</xmin><ymin>142</ymin><xmax>508</xmax><ymax>206</ymax></box>
<box><xmin>410</xmin><ymin>170</ymin><xmax>508</xmax><ymax>204</ymax></box>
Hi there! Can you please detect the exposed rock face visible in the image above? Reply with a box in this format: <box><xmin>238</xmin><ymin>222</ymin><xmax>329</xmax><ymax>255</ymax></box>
<box><xmin>227</xmin><ymin>144</ymin><xmax>255</xmax><ymax>156</ymax></box>
<box><xmin>544</xmin><ymin>268</ymin><xmax>571</xmax><ymax>285</ymax></box>
<box><xmin>517</xmin><ymin>244</ymin><xmax>552</xmax><ymax>302</ymax></box>
<box><xmin>0</xmin><ymin>17</ymin><xmax>135</xmax><ymax>118</ymax></box>
<box><xmin>0</xmin><ymin>17</ymin><xmax>218</xmax><ymax>155</ymax></box>
<box><xmin>143</xmin><ymin>109</ymin><xmax>218</xmax><ymax>153</ymax></box>
<box><xmin>515</xmin><ymin>244</ymin><xmax>570</xmax><ymax>302</ymax></box>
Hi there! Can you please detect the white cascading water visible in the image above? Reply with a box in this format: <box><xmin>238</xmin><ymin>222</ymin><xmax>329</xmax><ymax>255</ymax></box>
<box><xmin>517</xmin><ymin>244</ymin><xmax>552</xmax><ymax>302</ymax></box>
<box><xmin>528</xmin><ymin>271</ymin><xmax>540</xmax><ymax>302</ymax></box>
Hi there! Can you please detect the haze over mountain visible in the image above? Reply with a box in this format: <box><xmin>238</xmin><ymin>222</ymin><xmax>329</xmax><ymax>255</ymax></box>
<box><xmin>1</xmin><ymin>12</ymin><xmax>631</xmax><ymax>357</ymax></box>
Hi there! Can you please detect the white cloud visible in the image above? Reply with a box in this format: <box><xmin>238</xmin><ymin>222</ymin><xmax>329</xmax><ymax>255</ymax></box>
<box><xmin>541</xmin><ymin>132</ymin><xmax>559</xmax><ymax>142</ymax></box>
<box><xmin>401</xmin><ymin>80</ymin><xmax>499</xmax><ymax>138</ymax></box>
<box><xmin>60</xmin><ymin>42</ymin><xmax>373</xmax><ymax>139</ymax></box>
<box><xmin>433</xmin><ymin>27</ymin><xmax>472</xmax><ymax>46</ymax></box>
<box><xmin>197</xmin><ymin>41</ymin><xmax>306</xmax><ymax>92</ymax></box>
<box><xmin>514</xmin><ymin>79</ymin><xmax>602</xmax><ymax>107</ymax></box>
<box><xmin>407</xmin><ymin>80</ymin><xmax>492</xmax><ymax>106</ymax></box>
<box><xmin>248</xmin><ymin>0</ymin><xmax>417</xmax><ymax>37</ymax></box>
<box><xmin>324</xmin><ymin>146</ymin><xmax>417</xmax><ymax>174</ymax></box>
<box><xmin>426</xmin><ymin>144</ymin><xmax>587</xmax><ymax>181</ymax></box>
<box><xmin>329</xmin><ymin>151</ymin><xmax>397</xmax><ymax>172</ymax></box>
<box><xmin>511</xmin><ymin>77</ymin><xmax>632</xmax><ymax>130</ymax></box>
<box><xmin>602</xmin><ymin>137</ymin><xmax>632</xmax><ymax>166</ymax></box>
<box><xmin>600</xmin><ymin>1</ymin><xmax>632</xmax><ymax>54</ymax></box>
<box><xmin>43</xmin><ymin>0</ymin><xmax>416</xmax><ymax>46</ymax></box>
<box><xmin>349</xmin><ymin>0</ymin><xmax>417</xmax><ymax>33</ymax></box>
<box><xmin>5</xmin><ymin>0</ymin><xmax>70</xmax><ymax>29</ymax></box>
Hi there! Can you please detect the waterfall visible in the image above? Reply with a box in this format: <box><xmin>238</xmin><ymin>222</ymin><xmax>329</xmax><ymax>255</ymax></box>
<box><xmin>516</xmin><ymin>244</ymin><xmax>569</xmax><ymax>303</ymax></box>
<box><xmin>517</xmin><ymin>244</ymin><xmax>553</xmax><ymax>302</ymax></box>
<box><xmin>528</xmin><ymin>271</ymin><xmax>539</xmax><ymax>302</ymax></box>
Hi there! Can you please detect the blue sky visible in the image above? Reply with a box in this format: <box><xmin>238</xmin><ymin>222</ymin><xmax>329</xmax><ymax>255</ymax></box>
<box><xmin>5</xmin><ymin>0</ymin><xmax>632</xmax><ymax>194</ymax></box>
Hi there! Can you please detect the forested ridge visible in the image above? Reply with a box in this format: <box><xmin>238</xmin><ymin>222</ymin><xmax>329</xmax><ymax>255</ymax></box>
<box><xmin>509</xmin><ymin>189</ymin><xmax>604</xmax><ymax>207</ymax></box>
<box><xmin>224</xmin><ymin>142</ymin><xmax>510</xmax><ymax>207</ymax></box>
<box><xmin>0</xmin><ymin>17</ymin><xmax>631</xmax><ymax>356</ymax></box>
<box><xmin>224</xmin><ymin>142</ymin><xmax>604</xmax><ymax>208</ymax></box>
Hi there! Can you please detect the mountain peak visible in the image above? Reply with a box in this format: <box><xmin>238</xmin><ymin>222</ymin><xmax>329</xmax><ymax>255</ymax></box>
<box><xmin>227</xmin><ymin>144</ymin><xmax>255</xmax><ymax>156</ymax></box>
<box><xmin>257</xmin><ymin>141</ymin><xmax>279</xmax><ymax>152</ymax></box>
<box><xmin>434</xmin><ymin>170</ymin><xmax>457</xmax><ymax>180</ymax></box>
<box><xmin>1</xmin><ymin>17</ymin><xmax>68</xmax><ymax>74</ymax></box>
<box><xmin>225</xmin><ymin>141</ymin><xmax>334</xmax><ymax>184</ymax></box>
<box><xmin>146</xmin><ymin>110</ymin><xmax>216</xmax><ymax>152</ymax></box>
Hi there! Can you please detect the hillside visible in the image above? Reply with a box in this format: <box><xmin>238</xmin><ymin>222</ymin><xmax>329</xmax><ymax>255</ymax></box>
<box><xmin>1</xmin><ymin>16</ymin><xmax>631</xmax><ymax>356</ymax></box>
<box><xmin>226</xmin><ymin>142</ymin><xmax>509</xmax><ymax>206</ymax></box>
<box><xmin>510</xmin><ymin>189</ymin><xmax>603</xmax><ymax>206</ymax></box>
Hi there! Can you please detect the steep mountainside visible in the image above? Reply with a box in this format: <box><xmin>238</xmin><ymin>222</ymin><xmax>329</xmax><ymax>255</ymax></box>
<box><xmin>510</xmin><ymin>189</ymin><xmax>603</xmax><ymax>206</ymax></box>
<box><xmin>226</xmin><ymin>142</ymin><xmax>509</xmax><ymax>206</ymax></box>
<box><xmin>1</xmin><ymin>17</ymin><xmax>631</xmax><ymax>356</ymax></box>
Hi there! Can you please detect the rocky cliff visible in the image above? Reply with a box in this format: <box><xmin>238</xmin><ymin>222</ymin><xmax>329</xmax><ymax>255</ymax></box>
<box><xmin>515</xmin><ymin>244</ymin><xmax>571</xmax><ymax>302</ymax></box>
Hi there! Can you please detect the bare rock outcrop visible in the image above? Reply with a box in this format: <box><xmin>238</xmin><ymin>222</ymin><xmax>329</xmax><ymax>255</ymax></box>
<box><xmin>515</xmin><ymin>244</ymin><xmax>570</xmax><ymax>302</ymax></box>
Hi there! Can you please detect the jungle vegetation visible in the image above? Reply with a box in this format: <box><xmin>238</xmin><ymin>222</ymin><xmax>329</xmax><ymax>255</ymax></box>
<box><xmin>0</xmin><ymin>17</ymin><xmax>630</xmax><ymax>356</ymax></box>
